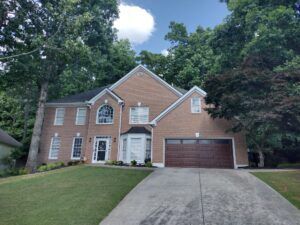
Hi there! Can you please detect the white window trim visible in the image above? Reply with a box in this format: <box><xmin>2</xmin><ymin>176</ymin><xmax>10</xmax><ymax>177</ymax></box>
<box><xmin>96</xmin><ymin>104</ymin><xmax>114</xmax><ymax>125</ymax></box>
<box><xmin>75</xmin><ymin>108</ymin><xmax>87</xmax><ymax>125</ymax></box>
<box><xmin>54</xmin><ymin>108</ymin><xmax>65</xmax><ymax>126</ymax></box>
<box><xmin>71</xmin><ymin>137</ymin><xmax>83</xmax><ymax>160</ymax></box>
<box><xmin>191</xmin><ymin>97</ymin><xmax>201</xmax><ymax>113</ymax></box>
<box><xmin>129</xmin><ymin>107</ymin><xmax>149</xmax><ymax>125</ymax></box>
<box><xmin>48</xmin><ymin>136</ymin><xmax>60</xmax><ymax>159</ymax></box>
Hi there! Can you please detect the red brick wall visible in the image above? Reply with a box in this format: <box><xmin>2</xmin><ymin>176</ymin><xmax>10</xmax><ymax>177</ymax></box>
<box><xmin>38</xmin><ymin>106</ymin><xmax>89</xmax><ymax>164</ymax></box>
<box><xmin>113</xmin><ymin>70</ymin><xmax>180</xmax><ymax>134</ymax></box>
<box><xmin>84</xmin><ymin>94</ymin><xmax>121</xmax><ymax>163</ymax></box>
<box><xmin>152</xmin><ymin>92</ymin><xmax>248</xmax><ymax>166</ymax></box>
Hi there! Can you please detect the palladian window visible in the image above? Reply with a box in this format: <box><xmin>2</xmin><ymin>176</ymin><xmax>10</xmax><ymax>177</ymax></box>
<box><xmin>97</xmin><ymin>105</ymin><xmax>114</xmax><ymax>124</ymax></box>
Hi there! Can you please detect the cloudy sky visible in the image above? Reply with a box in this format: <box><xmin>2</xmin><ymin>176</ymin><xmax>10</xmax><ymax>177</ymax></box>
<box><xmin>113</xmin><ymin>0</ymin><xmax>230</xmax><ymax>54</ymax></box>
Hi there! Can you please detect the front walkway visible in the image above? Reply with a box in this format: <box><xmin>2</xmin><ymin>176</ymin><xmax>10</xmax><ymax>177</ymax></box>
<box><xmin>100</xmin><ymin>168</ymin><xmax>300</xmax><ymax>225</ymax></box>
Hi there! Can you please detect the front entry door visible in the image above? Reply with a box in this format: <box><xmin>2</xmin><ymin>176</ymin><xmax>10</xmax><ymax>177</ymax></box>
<box><xmin>93</xmin><ymin>138</ymin><xmax>109</xmax><ymax>163</ymax></box>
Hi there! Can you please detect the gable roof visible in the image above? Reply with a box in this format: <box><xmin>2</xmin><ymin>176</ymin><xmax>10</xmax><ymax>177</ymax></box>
<box><xmin>0</xmin><ymin>128</ymin><xmax>22</xmax><ymax>148</ymax></box>
<box><xmin>46</xmin><ymin>65</ymin><xmax>187</xmax><ymax>105</ymax></box>
<box><xmin>109</xmin><ymin>65</ymin><xmax>183</xmax><ymax>97</ymax></box>
<box><xmin>48</xmin><ymin>85</ymin><xmax>111</xmax><ymax>104</ymax></box>
<box><xmin>88</xmin><ymin>88</ymin><xmax>123</xmax><ymax>105</ymax></box>
<box><xmin>150</xmin><ymin>86</ymin><xmax>207</xmax><ymax>125</ymax></box>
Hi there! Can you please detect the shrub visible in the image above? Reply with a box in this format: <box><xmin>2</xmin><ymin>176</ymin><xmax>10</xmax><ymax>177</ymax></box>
<box><xmin>145</xmin><ymin>161</ymin><xmax>152</xmax><ymax>168</ymax></box>
<box><xmin>67</xmin><ymin>160</ymin><xmax>81</xmax><ymax>166</ymax></box>
<box><xmin>37</xmin><ymin>165</ymin><xmax>48</xmax><ymax>172</ymax></box>
<box><xmin>277</xmin><ymin>162</ymin><xmax>300</xmax><ymax>169</ymax></box>
<box><xmin>144</xmin><ymin>158</ymin><xmax>151</xmax><ymax>163</ymax></box>
<box><xmin>112</xmin><ymin>160</ymin><xmax>118</xmax><ymax>165</ymax></box>
<box><xmin>105</xmin><ymin>160</ymin><xmax>113</xmax><ymax>165</ymax></box>
<box><xmin>131</xmin><ymin>160</ymin><xmax>137</xmax><ymax>166</ymax></box>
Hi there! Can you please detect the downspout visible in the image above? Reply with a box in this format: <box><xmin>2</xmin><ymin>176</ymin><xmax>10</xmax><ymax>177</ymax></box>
<box><xmin>117</xmin><ymin>102</ymin><xmax>124</xmax><ymax>161</ymax></box>
<box><xmin>151</xmin><ymin>126</ymin><xmax>154</xmax><ymax>163</ymax></box>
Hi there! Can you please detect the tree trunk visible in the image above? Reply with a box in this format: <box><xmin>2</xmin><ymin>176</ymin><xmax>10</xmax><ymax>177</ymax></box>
<box><xmin>258</xmin><ymin>150</ymin><xmax>265</xmax><ymax>168</ymax></box>
<box><xmin>25</xmin><ymin>81</ymin><xmax>49</xmax><ymax>173</ymax></box>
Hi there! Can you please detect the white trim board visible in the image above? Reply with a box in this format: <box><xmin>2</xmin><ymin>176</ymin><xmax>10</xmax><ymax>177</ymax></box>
<box><xmin>109</xmin><ymin>65</ymin><xmax>183</xmax><ymax>97</ymax></box>
<box><xmin>150</xmin><ymin>86</ymin><xmax>207</xmax><ymax>125</ymax></box>
<box><xmin>88</xmin><ymin>88</ymin><xmax>123</xmax><ymax>105</ymax></box>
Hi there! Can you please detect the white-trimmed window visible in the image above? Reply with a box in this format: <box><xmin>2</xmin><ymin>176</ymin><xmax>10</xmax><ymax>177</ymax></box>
<box><xmin>191</xmin><ymin>97</ymin><xmax>201</xmax><ymax>113</ymax></box>
<box><xmin>54</xmin><ymin>108</ymin><xmax>65</xmax><ymax>125</ymax></box>
<box><xmin>122</xmin><ymin>138</ymin><xmax>127</xmax><ymax>161</ymax></box>
<box><xmin>145</xmin><ymin>138</ymin><xmax>151</xmax><ymax>160</ymax></box>
<box><xmin>76</xmin><ymin>108</ymin><xmax>87</xmax><ymax>125</ymax></box>
<box><xmin>130</xmin><ymin>107</ymin><xmax>149</xmax><ymax>124</ymax></box>
<box><xmin>71</xmin><ymin>137</ymin><xmax>83</xmax><ymax>159</ymax></box>
<box><xmin>97</xmin><ymin>104</ymin><xmax>114</xmax><ymax>124</ymax></box>
<box><xmin>49</xmin><ymin>137</ymin><xmax>61</xmax><ymax>159</ymax></box>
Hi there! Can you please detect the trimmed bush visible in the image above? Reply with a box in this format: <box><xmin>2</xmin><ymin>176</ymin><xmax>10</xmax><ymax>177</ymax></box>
<box><xmin>277</xmin><ymin>162</ymin><xmax>300</xmax><ymax>169</ymax></box>
<box><xmin>131</xmin><ymin>160</ymin><xmax>137</xmax><ymax>166</ymax></box>
<box><xmin>145</xmin><ymin>161</ymin><xmax>152</xmax><ymax>168</ymax></box>
<box><xmin>67</xmin><ymin>160</ymin><xmax>81</xmax><ymax>166</ymax></box>
<box><xmin>37</xmin><ymin>161</ymin><xmax>65</xmax><ymax>172</ymax></box>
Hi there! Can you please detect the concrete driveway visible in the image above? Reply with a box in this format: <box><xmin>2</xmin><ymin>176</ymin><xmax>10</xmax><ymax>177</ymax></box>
<box><xmin>100</xmin><ymin>168</ymin><xmax>300</xmax><ymax>225</ymax></box>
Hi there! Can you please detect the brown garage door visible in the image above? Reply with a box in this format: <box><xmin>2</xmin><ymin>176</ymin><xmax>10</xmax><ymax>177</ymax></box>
<box><xmin>165</xmin><ymin>139</ymin><xmax>234</xmax><ymax>168</ymax></box>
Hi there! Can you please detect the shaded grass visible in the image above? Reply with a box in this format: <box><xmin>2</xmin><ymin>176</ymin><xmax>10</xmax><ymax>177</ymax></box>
<box><xmin>0</xmin><ymin>165</ymin><xmax>152</xmax><ymax>225</ymax></box>
<box><xmin>252</xmin><ymin>171</ymin><xmax>300</xmax><ymax>209</ymax></box>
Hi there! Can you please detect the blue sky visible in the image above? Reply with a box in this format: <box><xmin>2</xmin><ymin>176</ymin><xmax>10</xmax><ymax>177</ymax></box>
<box><xmin>114</xmin><ymin>0</ymin><xmax>230</xmax><ymax>54</ymax></box>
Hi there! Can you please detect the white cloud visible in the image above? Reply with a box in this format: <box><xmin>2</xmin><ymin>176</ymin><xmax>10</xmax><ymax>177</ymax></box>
<box><xmin>161</xmin><ymin>49</ymin><xmax>169</xmax><ymax>56</ymax></box>
<box><xmin>114</xmin><ymin>3</ymin><xmax>155</xmax><ymax>45</ymax></box>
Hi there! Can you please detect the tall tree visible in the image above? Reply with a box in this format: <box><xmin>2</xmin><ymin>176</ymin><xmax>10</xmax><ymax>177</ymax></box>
<box><xmin>205</xmin><ymin>0</ymin><xmax>300</xmax><ymax>165</ymax></box>
<box><xmin>1</xmin><ymin>0</ymin><xmax>118</xmax><ymax>172</ymax></box>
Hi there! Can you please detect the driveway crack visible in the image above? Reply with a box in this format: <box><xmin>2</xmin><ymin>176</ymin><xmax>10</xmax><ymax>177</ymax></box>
<box><xmin>198</xmin><ymin>169</ymin><xmax>206</xmax><ymax>225</ymax></box>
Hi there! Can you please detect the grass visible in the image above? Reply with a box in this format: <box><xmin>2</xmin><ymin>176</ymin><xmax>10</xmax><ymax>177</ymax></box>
<box><xmin>252</xmin><ymin>171</ymin><xmax>300</xmax><ymax>209</ymax></box>
<box><xmin>0</xmin><ymin>165</ymin><xmax>152</xmax><ymax>225</ymax></box>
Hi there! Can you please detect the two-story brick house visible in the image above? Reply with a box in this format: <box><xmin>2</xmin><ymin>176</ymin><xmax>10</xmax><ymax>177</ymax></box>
<box><xmin>38</xmin><ymin>65</ymin><xmax>248</xmax><ymax>168</ymax></box>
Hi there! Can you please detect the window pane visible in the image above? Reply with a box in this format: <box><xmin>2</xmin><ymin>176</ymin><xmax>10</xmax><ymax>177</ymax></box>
<box><xmin>166</xmin><ymin>139</ymin><xmax>181</xmax><ymax>144</ymax></box>
<box><xmin>76</xmin><ymin>108</ymin><xmax>86</xmax><ymax>125</ymax></box>
<box><xmin>98</xmin><ymin>105</ymin><xmax>113</xmax><ymax>124</ymax></box>
<box><xmin>182</xmin><ymin>139</ymin><xmax>197</xmax><ymax>144</ymax></box>
<box><xmin>191</xmin><ymin>97</ymin><xmax>201</xmax><ymax>113</ymax></box>
<box><xmin>50</xmin><ymin>137</ymin><xmax>61</xmax><ymax>159</ymax></box>
<box><xmin>55</xmin><ymin>108</ymin><xmax>65</xmax><ymax>125</ymax></box>
<box><xmin>130</xmin><ymin>107</ymin><xmax>149</xmax><ymax>124</ymax></box>
<box><xmin>145</xmin><ymin>139</ymin><xmax>151</xmax><ymax>160</ymax></box>
<box><xmin>122</xmin><ymin>139</ymin><xmax>127</xmax><ymax>161</ymax></box>
<box><xmin>72</xmin><ymin>138</ymin><xmax>83</xmax><ymax>159</ymax></box>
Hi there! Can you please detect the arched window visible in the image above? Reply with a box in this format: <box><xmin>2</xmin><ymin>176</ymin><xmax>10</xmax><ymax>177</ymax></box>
<box><xmin>97</xmin><ymin>105</ymin><xmax>114</xmax><ymax>124</ymax></box>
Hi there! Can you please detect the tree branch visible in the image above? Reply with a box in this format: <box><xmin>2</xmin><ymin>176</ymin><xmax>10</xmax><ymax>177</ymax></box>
<box><xmin>0</xmin><ymin>48</ymin><xmax>40</xmax><ymax>60</ymax></box>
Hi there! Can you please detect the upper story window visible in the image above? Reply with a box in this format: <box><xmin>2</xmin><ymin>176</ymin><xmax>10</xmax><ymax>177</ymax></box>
<box><xmin>97</xmin><ymin>104</ymin><xmax>114</xmax><ymax>124</ymax></box>
<box><xmin>54</xmin><ymin>108</ymin><xmax>65</xmax><ymax>125</ymax></box>
<box><xmin>130</xmin><ymin>107</ymin><xmax>149</xmax><ymax>124</ymax></box>
<box><xmin>191</xmin><ymin>97</ymin><xmax>201</xmax><ymax>113</ymax></box>
<box><xmin>49</xmin><ymin>136</ymin><xmax>61</xmax><ymax>159</ymax></box>
<box><xmin>76</xmin><ymin>108</ymin><xmax>87</xmax><ymax>125</ymax></box>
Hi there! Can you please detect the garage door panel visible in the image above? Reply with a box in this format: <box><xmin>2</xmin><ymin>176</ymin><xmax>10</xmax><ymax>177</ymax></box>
<box><xmin>165</xmin><ymin>139</ymin><xmax>234</xmax><ymax>168</ymax></box>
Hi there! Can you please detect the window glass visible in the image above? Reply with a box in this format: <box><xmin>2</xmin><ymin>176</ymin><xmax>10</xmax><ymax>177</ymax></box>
<box><xmin>72</xmin><ymin>137</ymin><xmax>83</xmax><ymax>159</ymax></box>
<box><xmin>198</xmin><ymin>140</ymin><xmax>211</xmax><ymax>144</ymax></box>
<box><xmin>166</xmin><ymin>139</ymin><xmax>181</xmax><ymax>144</ymax></box>
<box><xmin>98</xmin><ymin>105</ymin><xmax>113</xmax><ymax>124</ymax></box>
<box><xmin>182</xmin><ymin>139</ymin><xmax>197</xmax><ymax>144</ymax></box>
<box><xmin>49</xmin><ymin>137</ymin><xmax>61</xmax><ymax>159</ymax></box>
<box><xmin>130</xmin><ymin>107</ymin><xmax>149</xmax><ymax>124</ymax></box>
<box><xmin>54</xmin><ymin>108</ymin><xmax>65</xmax><ymax>125</ymax></box>
<box><xmin>145</xmin><ymin>139</ymin><xmax>151</xmax><ymax>160</ymax></box>
<box><xmin>191</xmin><ymin>97</ymin><xmax>201</xmax><ymax>113</ymax></box>
<box><xmin>212</xmin><ymin>139</ymin><xmax>230</xmax><ymax>144</ymax></box>
<box><xmin>76</xmin><ymin>108</ymin><xmax>87</xmax><ymax>125</ymax></box>
<box><xmin>122</xmin><ymin>138</ymin><xmax>127</xmax><ymax>161</ymax></box>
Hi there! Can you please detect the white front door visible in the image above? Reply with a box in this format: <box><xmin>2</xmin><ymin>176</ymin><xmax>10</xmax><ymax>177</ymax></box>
<box><xmin>93</xmin><ymin>138</ymin><xmax>109</xmax><ymax>163</ymax></box>
<box><xmin>130</xmin><ymin>137</ymin><xmax>143</xmax><ymax>162</ymax></box>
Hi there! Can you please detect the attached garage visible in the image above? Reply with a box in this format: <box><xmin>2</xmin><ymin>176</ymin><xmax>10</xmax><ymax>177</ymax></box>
<box><xmin>165</xmin><ymin>139</ymin><xmax>234</xmax><ymax>168</ymax></box>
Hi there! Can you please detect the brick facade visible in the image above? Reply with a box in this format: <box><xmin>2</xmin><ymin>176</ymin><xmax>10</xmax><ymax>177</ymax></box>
<box><xmin>38</xmin><ymin>65</ymin><xmax>249</xmax><ymax>167</ymax></box>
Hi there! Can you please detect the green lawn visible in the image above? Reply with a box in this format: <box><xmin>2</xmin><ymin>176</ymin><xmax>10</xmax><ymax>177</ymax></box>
<box><xmin>252</xmin><ymin>171</ymin><xmax>300</xmax><ymax>209</ymax></box>
<box><xmin>0</xmin><ymin>166</ymin><xmax>152</xmax><ymax>225</ymax></box>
